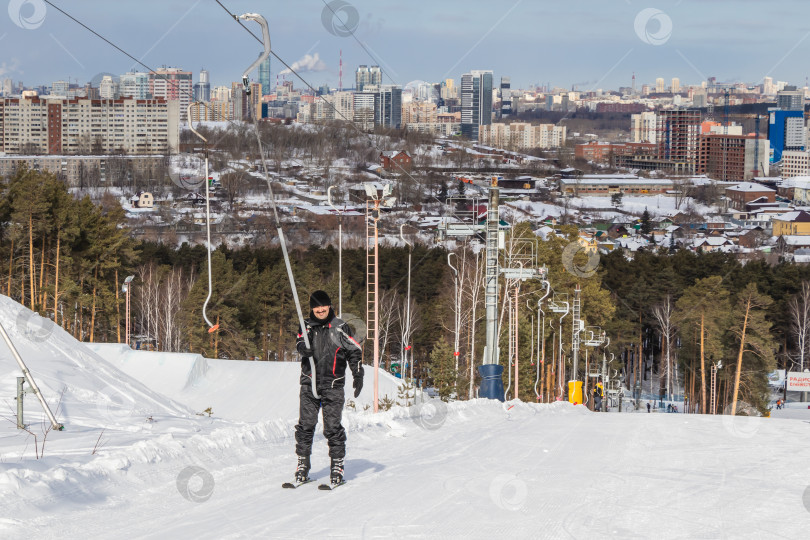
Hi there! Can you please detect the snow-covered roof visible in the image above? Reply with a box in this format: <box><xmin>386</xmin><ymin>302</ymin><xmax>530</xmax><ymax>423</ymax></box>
<box><xmin>778</xmin><ymin>176</ymin><xmax>810</xmax><ymax>188</ymax></box>
<box><xmin>779</xmin><ymin>235</ymin><xmax>810</xmax><ymax>246</ymax></box>
<box><xmin>694</xmin><ymin>236</ymin><xmax>732</xmax><ymax>247</ymax></box>
<box><xmin>614</xmin><ymin>237</ymin><xmax>649</xmax><ymax>251</ymax></box>
<box><xmin>560</xmin><ymin>178</ymin><xmax>673</xmax><ymax>186</ymax></box>
<box><xmin>772</xmin><ymin>210</ymin><xmax>810</xmax><ymax>222</ymax></box>
<box><xmin>726</xmin><ymin>182</ymin><xmax>775</xmax><ymax>193</ymax></box>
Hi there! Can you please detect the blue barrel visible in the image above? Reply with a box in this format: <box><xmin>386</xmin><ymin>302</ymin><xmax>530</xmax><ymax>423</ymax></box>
<box><xmin>478</xmin><ymin>364</ymin><xmax>505</xmax><ymax>401</ymax></box>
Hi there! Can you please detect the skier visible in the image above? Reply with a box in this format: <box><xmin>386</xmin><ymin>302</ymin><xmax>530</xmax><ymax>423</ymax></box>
<box><xmin>592</xmin><ymin>382</ymin><xmax>604</xmax><ymax>412</ymax></box>
<box><xmin>647</xmin><ymin>401</ymin><xmax>651</xmax><ymax>413</ymax></box>
<box><xmin>294</xmin><ymin>290</ymin><xmax>363</xmax><ymax>487</ymax></box>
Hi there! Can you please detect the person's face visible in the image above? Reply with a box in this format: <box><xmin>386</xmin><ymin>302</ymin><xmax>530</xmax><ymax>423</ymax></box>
<box><xmin>313</xmin><ymin>304</ymin><xmax>330</xmax><ymax>320</ymax></box>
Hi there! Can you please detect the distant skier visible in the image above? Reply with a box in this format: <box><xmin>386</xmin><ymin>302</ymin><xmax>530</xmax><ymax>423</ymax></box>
<box><xmin>293</xmin><ymin>290</ymin><xmax>363</xmax><ymax>487</ymax></box>
<box><xmin>592</xmin><ymin>382</ymin><xmax>604</xmax><ymax>412</ymax></box>
<box><xmin>647</xmin><ymin>402</ymin><xmax>651</xmax><ymax>413</ymax></box>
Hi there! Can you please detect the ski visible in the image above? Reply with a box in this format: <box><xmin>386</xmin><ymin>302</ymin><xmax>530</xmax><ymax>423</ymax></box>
<box><xmin>282</xmin><ymin>478</ymin><xmax>315</xmax><ymax>489</ymax></box>
<box><xmin>318</xmin><ymin>481</ymin><xmax>346</xmax><ymax>490</ymax></box>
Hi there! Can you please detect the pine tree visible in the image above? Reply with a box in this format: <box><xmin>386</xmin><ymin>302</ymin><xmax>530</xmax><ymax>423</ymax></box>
<box><xmin>729</xmin><ymin>283</ymin><xmax>775</xmax><ymax>414</ymax></box>
<box><xmin>640</xmin><ymin>208</ymin><xmax>652</xmax><ymax>235</ymax></box>
<box><xmin>675</xmin><ymin>276</ymin><xmax>731</xmax><ymax>414</ymax></box>
<box><xmin>429</xmin><ymin>340</ymin><xmax>456</xmax><ymax>401</ymax></box>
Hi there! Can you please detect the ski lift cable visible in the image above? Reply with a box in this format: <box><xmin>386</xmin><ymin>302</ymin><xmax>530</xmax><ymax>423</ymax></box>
<box><xmin>239</xmin><ymin>13</ymin><xmax>319</xmax><ymax>399</ymax></box>
<box><xmin>186</xmin><ymin>103</ymin><xmax>218</xmax><ymax>333</ymax></box>
<box><xmin>214</xmin><ymin>0</ymin><xmax>458</xmax><ymax>209</ymax></box>
<box><xmin>50</xmin><ymin>0</ymin><xmax>444</xmax><ymax>219</ymax></box>
<box><xmin>43</xmin><ymin>0</ymin><xmax>252</xmax><ymax>144</ymax></box>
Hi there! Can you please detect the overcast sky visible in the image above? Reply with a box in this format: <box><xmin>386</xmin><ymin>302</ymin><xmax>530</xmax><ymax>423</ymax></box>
<box><xmin>3</xmin><ymin>0</ymin><xmax>809</xmax><ymax>92</ymax></box>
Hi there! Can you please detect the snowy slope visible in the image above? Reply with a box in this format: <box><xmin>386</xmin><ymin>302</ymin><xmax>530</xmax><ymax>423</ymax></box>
<box><xmin>84</xmin><ymin>344</ymin><xmax>407</xmax><ymax>422</ymax></box>
<box><xmin>1</xmin><ymin>295</ymin><xmax>810</xmax><ymax>539</ymax></box>
<box><xmin>0</xmin><ymin>296</ymin><xmax>192</xmax><ymax>429</ymax></box>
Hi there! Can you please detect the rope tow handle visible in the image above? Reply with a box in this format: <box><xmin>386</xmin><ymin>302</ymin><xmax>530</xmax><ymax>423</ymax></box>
<box><xmin>534</xmin><ymin>280</ymin><xmax>551</xmax><ymax>400</ymax></box>
<box><xmin>186</xmin><ymin>103</ymin><xmax>219</xmax><ymax>333</ymax></box>
<box><xmin>239</xmin><ymin>12</ymin><xmax>319</xmax><ymax>399</ymax></box>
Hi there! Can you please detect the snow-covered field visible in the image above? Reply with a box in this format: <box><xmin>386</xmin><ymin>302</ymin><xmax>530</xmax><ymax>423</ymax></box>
<box><xmin>2</xmin><ymin>295</ymin><xmax>810</xmax><ymax>539</ymax></box>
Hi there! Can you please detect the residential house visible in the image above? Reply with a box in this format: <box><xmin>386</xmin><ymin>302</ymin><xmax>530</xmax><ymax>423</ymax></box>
<box><xmin>725</xmin><ymin>182</ymin><xmax>776</xmax><ymax>210</ymax></box>
<box><xmin>776</xmin><ymin>235</ymin><xmax>810</xmax><ymax>254</ymax></box>
<box><xmin>379</xmin><ymin>151</ymin><xmax>412</xmax><ymax>172</ymax></box>
<box><xmin>772</xmin><ymin>210</ymin><xmax>810</xmax><ymax>236</ymax></box>
<box><xmin>693</xmin><ymin>236</ymin><xmax>735</xmax><ymax>253</ymax></box>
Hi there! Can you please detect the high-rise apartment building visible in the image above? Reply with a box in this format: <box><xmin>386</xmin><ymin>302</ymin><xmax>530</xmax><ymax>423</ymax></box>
<box><xmin>631</xmin><ymin>111</ymin><xmax>657</xmax><ymax>143</ymax></box>
<box><xmin>656</xmin><ymin>109</ymin><xmax>701</xmax><ymax>172</ymax></box>
<box><xmin>149</xmin><ymin>67</ymin><xmax>192</xmax><ymax>121</ymax></box>
<box><xmin>500</xmin><ymin>77</ymin><xmax>512</xmax><ymax>118</ymax></box>
<box><xmin>297</xmin><ymin>91</ymin><xmax>355</xmax><ymax>124</ymax></box>
<box><xmin>355</xmin><ymin>65</ymin><xmax>382</xmax><ymax>92</ymax></box>
<box><xmin>781</xmin><ymin>150</ymin><xmax>810</xmax><ymax>177</ymax></box>
<box><xmin>99</xmin><ymin>76</ymin><xmax>117</xmax><ymax>99</ymax></box>
<box><xmin>51</xmin><ymin>80</ymin><xmax>69</xmax><ymax>96</ymax></box>
<box><xmin>479</xmin><ymin>122</ymin><xmax>566</xmax><ymax>149</ymax></box>
<box><xmin>231</xmin><ymin>81</ymin><xmax>262</xmax><ymax>121</ymax></box>
<box><xmin>376</xmin><ymin>85</ymin><xmax>402</xmax><ymax>129</ymax></box>
<box><xmin>120</xmin><ymin>72</ymin><xmax>150</xmax><ymax>99</ymax></box>
<box><xmin>461</xmin><ymin>70</ymin><xmax>493</xmax><ymax>140</ymax></box>
<box><xmin>763</xmin><ymin>77</ymin><xmax>776</xmax><ymax>96</ymax></box>
<box><xmin>671</xmin><ymin>78</ymin><xmax>680</xmax><ymax>94</ymax></box>
<box><xmin>769</xmin><ymin>109</ymin><xmax>806</xmax><ymax>162</ymax></box>
<box><xmin>0</xmin><ymin>96</ymin><xmax>179</xmax><ymax>154</ymax></box>
<box><xmin>777</xmin><ymin>86</ymin><xmax>804</xmax><ymax>111</ymax></box>
<box><xmin>697</xmin><ymin>133</ymin><xmax>770</xmax><ymax>181</ymax></box>
<box><xmin>655</xmin><ymin>78</ymin><xmax>665</xmax><ymax>93</ymax></box>
<box><xmin>193</xmin><ymin>69</ymin><xmax>211</xmax><ymax>102</ymax></box>
<box><xmin>353</xmin><ymin>92</ymin><xmax>376</xmax><ymax>130</ymax></box>
<box><xmin>259</xmin><ymin>57</ymin><xmax>271</xmax><ymax>96</ymax></box>
<box><xmin>211</xmin><ymin>86</ymin><xmax>231</xmax><ymax>102</ymax></box>
<box><xmin>189</xmin><ymin>100</ymin><xmax>233</xmax><ymax>122</ymax></box>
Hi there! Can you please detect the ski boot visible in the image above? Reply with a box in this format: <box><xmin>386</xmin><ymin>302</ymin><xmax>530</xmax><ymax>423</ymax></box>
<box><xmin>295</xmin><ymin>455</ymin><xmax>311</xmax><ymax>483</ymax></box>
<box><xmin>330</xmin><ymin>457</ymin><xmax>344</xmax><ymax>486</ymax></box>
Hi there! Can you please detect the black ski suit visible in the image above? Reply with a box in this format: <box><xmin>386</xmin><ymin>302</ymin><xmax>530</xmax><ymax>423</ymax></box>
<box><xmin>294</xmin><ymin>309</ymin><xmax>363</xmax><ymax>459</ymax></box>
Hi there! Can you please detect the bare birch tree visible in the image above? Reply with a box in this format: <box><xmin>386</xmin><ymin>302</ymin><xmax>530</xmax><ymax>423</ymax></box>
<box><xmin>788</xmin><ymin>281</ymin><xmax>810</xmax><ymax>372</ymax></box>
<box><xmin>652</xmin><ymin>295</ymin><xmax>676</xmax><ymax>401</ymax></box>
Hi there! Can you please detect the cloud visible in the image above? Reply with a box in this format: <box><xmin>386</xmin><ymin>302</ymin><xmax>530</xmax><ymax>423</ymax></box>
<box><xmin>279</xmin><ymin>53</ymin><xmax>327</xmax><ymax>76</ymax></box>
<box><xmin>0</xmin><ymin>59</ymin><xmax>21</xmax><ymax>78</ymax></box>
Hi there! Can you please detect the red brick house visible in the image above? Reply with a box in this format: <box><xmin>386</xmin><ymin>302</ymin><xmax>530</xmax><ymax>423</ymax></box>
<box><xmin>725</xmin><ymin>182</ymin><xmax>775</xmax><ymax>211</ymax></box>
<box><xmin>380</xmin><ymin>151</ymin><xmax>412</xmax><ymax>172</ymax></box>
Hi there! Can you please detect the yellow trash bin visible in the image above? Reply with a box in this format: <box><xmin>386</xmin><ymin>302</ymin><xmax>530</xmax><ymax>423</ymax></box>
<box><xmin>568</xmin><ymin>380</ymin><xmax>583</xmax><ymax>405</ymax></box>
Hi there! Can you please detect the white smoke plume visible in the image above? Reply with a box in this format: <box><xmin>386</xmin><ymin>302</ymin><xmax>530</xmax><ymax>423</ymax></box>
<box><xmin>279</xmin><ymin>53</ymin><xmax>327</xmax><ymax>75</ymax></box>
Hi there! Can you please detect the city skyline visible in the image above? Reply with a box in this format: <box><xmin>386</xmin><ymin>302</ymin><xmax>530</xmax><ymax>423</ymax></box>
<box><xmin>3</xmin><ymin>0</ymin><xmax>809</xmax><ymax>92</ymax></box>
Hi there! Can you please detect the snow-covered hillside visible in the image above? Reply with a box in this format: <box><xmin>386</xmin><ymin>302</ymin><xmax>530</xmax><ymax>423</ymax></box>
<box><xmin>1</xmin><ymin>295</ymin><xmax>809</xmax><ymax>539</ymax></box>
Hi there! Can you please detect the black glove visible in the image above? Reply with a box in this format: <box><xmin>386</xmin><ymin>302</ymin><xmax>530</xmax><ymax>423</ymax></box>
<box><xmin>353</xmin><ymin>366</ymin><xmax>364</xmax><ymax>398</ymax></box>
<box><xmin>298</xmin><ymin>345</ymin><xmax>313</xmax><ymax>357</ymax></box>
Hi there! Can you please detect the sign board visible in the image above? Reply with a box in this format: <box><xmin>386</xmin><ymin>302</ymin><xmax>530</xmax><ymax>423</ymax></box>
<box><xmin>786</xmin><ymin>371</ymin><xmax>810</xmax><ymax>391</ymax></box>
